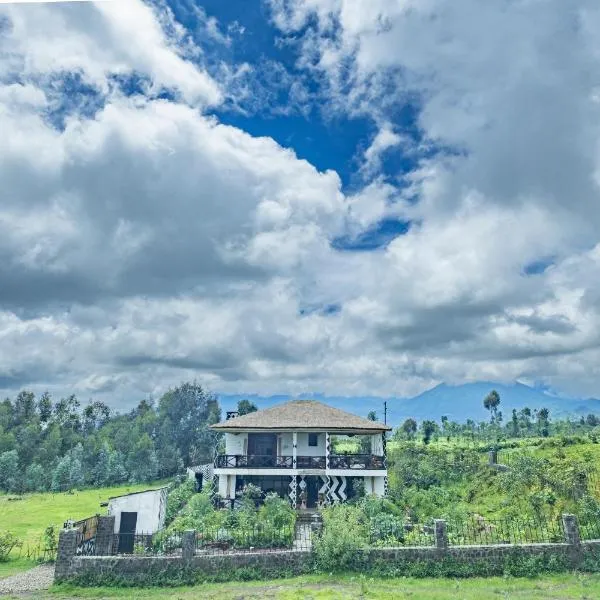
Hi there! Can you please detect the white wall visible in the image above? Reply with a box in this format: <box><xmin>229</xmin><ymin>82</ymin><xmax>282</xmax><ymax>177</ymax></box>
<box><xmin>371</xmin><ymin>434</ymin><xmax>384</xmax><ymax>456</ymax></box>
<box><xmin>280</xmin><ymin>432</ymin><xmax>293</xmax><ymax>455</ymax></box>
<box><xmin>373</xmin><ymin>476</ymin><xmax>386</xmax><ymax>497</ymax></box>
<box><xmin>225</xmin><ymin>432</ymin><xmax>247</xmax><ymax>454</ymax></box>
<box><xmin>108</xmin><ymin>488</ymin><xmax>168</xmax><ymax>534</ymax></box>
<box><xmin>296</xmin><ymin>432</ymin><xmax>326</xmax><ymax>456</ymax></box>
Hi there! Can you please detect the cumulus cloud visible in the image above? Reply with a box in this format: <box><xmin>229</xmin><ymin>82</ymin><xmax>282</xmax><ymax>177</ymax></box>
<box><xmin>3</xmin><ymin>0</ymin><xmax>600</xmax><ymax>406</ymax></box>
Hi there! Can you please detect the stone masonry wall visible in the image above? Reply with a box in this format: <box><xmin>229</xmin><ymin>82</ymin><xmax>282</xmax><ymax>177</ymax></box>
<box><xmin>55</xmin><ymin>514</ymin><xmax>600</xmax><ymax>583</ymax></box>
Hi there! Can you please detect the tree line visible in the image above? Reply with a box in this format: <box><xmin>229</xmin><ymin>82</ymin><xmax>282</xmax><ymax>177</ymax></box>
<box><xmin>394</xmin><ymin>390</ymin><xmax>600</xmax><ymax>445</ymax></box>
<box><xmin>0</xmin><ymin>382</ymin><xmax>220</xmax><ymax>494</ymax></box>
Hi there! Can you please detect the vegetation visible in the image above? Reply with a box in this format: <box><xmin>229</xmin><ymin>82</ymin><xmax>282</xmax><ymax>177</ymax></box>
<box><xmin>44</xmin><ymin>574</ymin><xmax>600</xmax><ymax>600</ymax></box>
<box><xmin>0</xmin><ymin>382</ymin><xmax>220</xmax><ymax>494</ymax></box>
<box><xmin>154</xmin><ymin>484</ymin><xmax>297</xmax><ymax>553</ymax></box>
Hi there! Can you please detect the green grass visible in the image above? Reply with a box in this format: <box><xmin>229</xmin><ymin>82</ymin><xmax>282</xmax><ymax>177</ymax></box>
<box><xmin>0</xmin><ymin>481</ymin><xmax>167</xmax><ymax>579</ymax></box>
<box><xmin>45</xmin><ymin>574</ymin><xmax>600</xmax><ymax>599</ymax></box>
<box><xmin>0</xmin><ymin>557</ymin><xmax>35</xmax><ymax>580</ymax></box>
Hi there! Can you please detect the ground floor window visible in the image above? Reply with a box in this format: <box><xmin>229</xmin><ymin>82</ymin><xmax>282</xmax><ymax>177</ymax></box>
<box><xmin>236</xmin><ymin>475</ymin><xmax>290</xmax><ymax>498</ymax></box>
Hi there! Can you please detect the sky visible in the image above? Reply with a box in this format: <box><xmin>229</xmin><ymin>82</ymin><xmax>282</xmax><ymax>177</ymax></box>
<box><xmin>2</xmin><ymin>0</ymin><xmax>600</xmax><ymax>408</ymax></box>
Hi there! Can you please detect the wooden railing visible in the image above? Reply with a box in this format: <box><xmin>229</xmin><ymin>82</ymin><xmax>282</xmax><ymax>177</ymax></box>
<box><xmin>215</xmin><ymin>455</ymin><xmax>294</xmax><ymax>468</ymax></box>
<box><xmin>328</xmin><ymin>454</ymin><xmax>386</xmax><ymax>470</ymax></box>
<box><xmin>215</xmin><ymin>454</ymin><xmax>385</xmax><ymax>470</ymax></box>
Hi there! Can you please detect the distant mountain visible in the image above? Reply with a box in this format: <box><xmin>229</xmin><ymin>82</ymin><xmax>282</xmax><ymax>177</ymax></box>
<box><xmin>393</xmin><ymin>382</ymin><xmax>600</xmax><ymax>423</ymax></box>
<box><xmin>218</xmin><ymin>382</ymin><xmax>600</xmax><ymax>429</ymax></box>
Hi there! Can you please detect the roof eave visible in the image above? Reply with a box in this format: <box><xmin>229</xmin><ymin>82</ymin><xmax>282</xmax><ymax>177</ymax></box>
<box><xmin>210</xmin><ymin>425</ymin><xmax>392</xmax><ymax>433</ymax></box>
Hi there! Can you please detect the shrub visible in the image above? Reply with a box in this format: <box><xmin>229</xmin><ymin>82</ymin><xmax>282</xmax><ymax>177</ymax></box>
<box><xmin>312</xmin><ymin>504</ymin><xmax>368</xmax><ymax>571</ymax></box>
<box><xmin>0</xmin><ymin>531</ymin><xmax>22</xmax><ymax>562</ymax></box>
<box><xmin>164</xmin><ymin>479</ymin><xmax>196</xmax><ymax>525</ymax></box>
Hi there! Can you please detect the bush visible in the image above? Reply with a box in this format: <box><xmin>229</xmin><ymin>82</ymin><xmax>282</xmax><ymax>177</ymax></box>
<box><xmin>312</xmin><ymin>504</ymin><xmax>368</xmax><ymax>571</ymax></box>
<box><xmin>164</xmin><ymin>479</ymin><xmax>196</xmax><ymax>525</ymax></box>
<box><xmin>0</xmin><ymin>531</ymin><xmax>22</xmax><ymax>562</ymax></box>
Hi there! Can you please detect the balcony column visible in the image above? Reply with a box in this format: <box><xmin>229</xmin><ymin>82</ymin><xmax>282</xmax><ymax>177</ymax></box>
<box><xmin>293</xmin><ymin>432</ymin><xmax>297</xmax><ymax>469</ymax></box>
<box><xmin>325</xmin><ymin>432</ymin><xmax>330</xmax><ymax>469</ymax></box>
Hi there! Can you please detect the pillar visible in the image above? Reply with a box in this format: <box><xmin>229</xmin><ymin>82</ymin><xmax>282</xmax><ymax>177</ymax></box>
<box><xmin>228</xmin><ymin>474</ymin><xmax>237</xmax><ymax>499</ymax></box>
<box><xmin>218</xmin><ymin>474</ymin><xmax>228</xmax><ymax>498</ymax></box>
<box><xmin>54</xmin><ymin>528</ymin><xmax>78</xmax><ymax>582</ymax></box>
<box><xmin>435</xmin><ymin>519</ymin><xmax>448</xmax><ymax>550</ymax></box>
<box><xmin>325</xmin><ymin>432</ymin><xmax>330</xmax><ymax>469</ymax></box>
<box><xmin>293</xmin><ymin>432</ymin><xmax>297</xmax><ymax>468</ymax></box>
<box><xmin>562</xmin><ymin>514</ymin><xmax>581</xmax><ymax>546</ymax></box>
<box><xmin>488</xmin><ymin>450</ymin><xmax>498</xmax><ymax>465</ymax></box>
<box><xmin>95</xmin><ymin>515</ymin><xmax>115</xmax><ymax>556</ymax></box>
<box><xmin>182</xmin><ymin>530</ymin><xmax>196</xmax><ymax>561</ymax></box>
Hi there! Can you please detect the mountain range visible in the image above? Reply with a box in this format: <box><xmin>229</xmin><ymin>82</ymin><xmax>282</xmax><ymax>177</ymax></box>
<box><xmin>219</xmin><ymin>382</ymin><xmax>600</xmax><ymax>428</ymax></box>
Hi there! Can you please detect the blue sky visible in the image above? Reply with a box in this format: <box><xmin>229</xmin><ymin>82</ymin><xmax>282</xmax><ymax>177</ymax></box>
<box><xmin>1</xmin><ymin>0</ymin><xmax>600</xmax><ymax>408</ymax></box>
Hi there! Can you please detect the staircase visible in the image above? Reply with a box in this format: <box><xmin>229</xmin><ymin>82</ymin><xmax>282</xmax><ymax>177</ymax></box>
<box><xmin>294</xmin><ymin>510</ymin><xmax>322</xmax><ymax>550</ymax></box>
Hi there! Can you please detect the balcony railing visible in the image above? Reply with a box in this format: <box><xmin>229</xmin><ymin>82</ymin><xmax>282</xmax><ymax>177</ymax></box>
<box><xmin>328</xmin><ymin>454</ymin><xmax>386</xmax><ymax>470</ymax></box>
<box><xmin>215</xmin><ymin>454</ymin><xmax>385</xmax><ymax>470</ymax></box>
<box><xmin>215</xmin><ymin>455</ymin><xmax>294</xmax><ymax>468</ymax></box>
<box><xmin>296</xmin><ymin>456</ymin><xmax>326</xmax><ymax>469</ymax></box>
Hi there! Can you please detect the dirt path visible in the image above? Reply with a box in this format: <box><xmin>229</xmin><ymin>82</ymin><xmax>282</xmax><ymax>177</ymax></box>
<box><xmin>0</xmin><ymin>565</ymin><xmax>54</xmax><ymax>596</ymax></box>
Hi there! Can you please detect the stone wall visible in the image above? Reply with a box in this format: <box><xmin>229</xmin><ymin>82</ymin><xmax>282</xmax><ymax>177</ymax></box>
<box><xmin>58</xmin><ymin>550</ymin><xmax>312</xmax><ymax>583</ymax></box>
<box><xmin>55</xmin><ymin>514</ymin><xmax>600</xmax><ymax>584</ymax></box>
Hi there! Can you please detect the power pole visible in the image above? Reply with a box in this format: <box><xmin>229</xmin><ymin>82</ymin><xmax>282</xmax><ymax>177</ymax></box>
<box><xmin>384</xmin><ymin>401</ymin><xmax>387</xmax><ymax>425</ymax></box>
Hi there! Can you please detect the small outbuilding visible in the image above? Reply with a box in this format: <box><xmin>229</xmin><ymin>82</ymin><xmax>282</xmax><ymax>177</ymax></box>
<box><xmin>106</xmin><ymin>487</ymin><xmax>168</xmax><ymax>541</ymax></box>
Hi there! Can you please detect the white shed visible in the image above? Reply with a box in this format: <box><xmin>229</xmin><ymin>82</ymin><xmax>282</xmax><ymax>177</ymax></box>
<box><xmin>107</xmin><ymin>487</ymin><xmax>168</xmax><ymax>536</ymax></box>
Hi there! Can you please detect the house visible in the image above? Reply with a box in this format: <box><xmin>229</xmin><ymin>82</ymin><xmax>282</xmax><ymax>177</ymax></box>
<box><xmin>106</xmin><ymin>487</ymin><xmax>168</xmax><ymax>552</ymax></box>
<box><xmin>210</xmin><ymin>400</ymin><xmax>391</xmax><ymax>508</ymax></box>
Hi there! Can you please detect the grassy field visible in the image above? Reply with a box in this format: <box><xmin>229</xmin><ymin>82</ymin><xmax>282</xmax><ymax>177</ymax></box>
<box><xmin>0</xmin><ymin>481</ymin><xmax>167</xmax><ymax>578</ymax></box>
<box><xmin>41</xmin><ymin>574</ymin><xmax>600</xmax><ymax>599</ymax></box>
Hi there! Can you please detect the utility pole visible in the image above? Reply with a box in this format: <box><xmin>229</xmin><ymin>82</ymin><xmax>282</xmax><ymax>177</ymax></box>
<box><xmin>384</xmin><ymin>401</ymin><xmax>387</xmax><ymax>426</ymax></box>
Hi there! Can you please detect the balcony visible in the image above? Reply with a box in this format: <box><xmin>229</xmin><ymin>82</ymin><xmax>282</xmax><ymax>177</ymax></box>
<box><xmin>215</xmin><ymin>454</ymin><xmax>385</xmax><ymax>470</ymax></box>
<box><xmin>329</xmin><ymin>454</ymin><xmax>385</xmax><ymax>470</ymax></box>
<box><xmin>216</xmin><ymin>455</ymin><xmax>294</xmax><ymax>469</ymax></box>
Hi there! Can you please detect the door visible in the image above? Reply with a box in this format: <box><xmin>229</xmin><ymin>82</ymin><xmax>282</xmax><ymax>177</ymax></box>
<box><xmin>306</xmin><ymin>477</ymin><xmax>319</xmax><ymax>508</ymax></box>
<box><xmin>118</xmin><ymin>512</ymin><xmax>137</xmax><ymax>554</ymax></box>
<box><xmin>247</xmin><ymin>433</ymin><xmax>277</xmax><ymax>466</ymax></box>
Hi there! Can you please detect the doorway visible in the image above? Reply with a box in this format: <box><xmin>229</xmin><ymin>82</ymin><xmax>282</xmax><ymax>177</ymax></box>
<box><xmin>117</xmin><ymin>511</ymin><xmax>137</xmax><ymax>554</ymax></box>
<box><xmin>306</xmin><ymin>477</ymin><xmax>319</xmax><ymax>508</ymax></box>
<box><xmin>247</xmin><ymin>433</ymin><xmax>278</xmax><ymax>467</ymax></box>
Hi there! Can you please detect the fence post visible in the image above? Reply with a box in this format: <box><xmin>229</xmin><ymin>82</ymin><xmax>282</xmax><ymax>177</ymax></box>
<box><xmin>434</xmin><ymin>519</ymin><xmax>448</xmax><ymax>550</ymax></box>
<box><xmin>54</xmin><ymin>528</ymin><xmax>78</xmax><ymax>582</ymax></box>
<box><xmin>488</xmin><ymin>450</ymin><xmax>498</xmax><ymax>465</ymax></box>
<box><xmin>182</xmin><ymin>530</ymin><xmax>196</xmax><ymax>561</ymax></box>
<box><xmin>562</xmin><ymin>514</ymin><xmax>582</xmax><ymax>568</ymax></box>
<box><xmin>95</xmin><ymin>515</ymin><xmax>115</xmax><ymax>556</ymax></box>
<box><xmin>562</xmin><ymin>514</ymin><xmax>581</xmax><ymax>546</ymax></box>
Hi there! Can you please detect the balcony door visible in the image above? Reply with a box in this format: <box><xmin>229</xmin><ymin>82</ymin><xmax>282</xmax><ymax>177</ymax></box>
<box><xmin>247</xmin><ymin>433</ymin><xmax>277</xmax><ymax>457</ymax></box>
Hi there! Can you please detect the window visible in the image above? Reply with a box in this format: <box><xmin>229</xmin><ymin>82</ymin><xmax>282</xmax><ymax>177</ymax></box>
<box><xmin>308</xmin><ymin>433</ymin><xmax>319</xmax><ymax>447</ymax></box>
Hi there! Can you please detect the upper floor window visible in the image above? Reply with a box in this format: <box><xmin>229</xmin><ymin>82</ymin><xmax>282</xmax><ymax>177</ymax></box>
<box><xmin>308</xmin><ymin>433</ymin><xmax>319</xmax><ymax>447</ymax></box>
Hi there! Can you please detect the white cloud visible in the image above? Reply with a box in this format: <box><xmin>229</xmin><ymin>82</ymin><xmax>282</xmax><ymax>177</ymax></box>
<box><xmin>3</xmin><ymin>0</ymin><xmax>600</xmax><ymax>406</ymax></box>
<box><xmin>0</xmin><ymin>0</ymin><xmax>221</xmax><ymax>105</ymax></box>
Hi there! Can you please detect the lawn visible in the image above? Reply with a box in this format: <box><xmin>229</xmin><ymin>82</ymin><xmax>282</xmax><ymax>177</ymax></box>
<box><xmin>0</xmin><ymin>481</ymin><xmax>167</xmax><ymax>578</ymax></box>
<box><xmin>44</xmin><ymin>574</ymin><xmax>600</xmax><ymax>599</ymax></box>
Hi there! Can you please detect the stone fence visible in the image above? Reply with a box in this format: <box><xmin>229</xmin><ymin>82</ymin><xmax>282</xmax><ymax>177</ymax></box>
<box><xmin>55</xmin><ymin>513</ymin><xmax>599</xmax><ymax>583</ymax></box>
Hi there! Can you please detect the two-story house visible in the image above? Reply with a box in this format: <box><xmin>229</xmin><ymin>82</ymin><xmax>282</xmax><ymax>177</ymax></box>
<box><xmin>211</xmin><ymin>400</ymin><xmax>391</xmax><ymax>508</ymax></box>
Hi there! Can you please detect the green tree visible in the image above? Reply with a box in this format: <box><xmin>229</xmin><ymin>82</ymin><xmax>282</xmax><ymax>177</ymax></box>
<box><xmin>237</xmin><ymin>399</ymin><xmax>258</xmax><ymax>416</ymax></box>
<box><xmin>367</xmin><ymin>411</ymin><xmax>377</xmax><ymax>421</ymax></box>
<box><xmin>483</xmin><ymin>390</ymin><xmax>501</xmax><ymax>423</ymax></box>
<box><xmin>401</xmin><ymin>418</ymin><xmax>417</xmax><ymax>440</ymax></box>
<box><xmin>421</xmin><ymin>420</ymin><xmax>438</xmax><ymax>445</ymax></box>
<box><xmin>511</xmin><ymin>409</ymin><xmax>519</xmax><ymax>437</ymax></box>
<box><xmin>0</xmin><ymin>450</ymin><xmax>20</xmax><ymax>492</ymax></box>
<box><xmin>537</xmin><ymin>407</ymin><xmax>550</xmax><ymax>437</ymax></box>
<box><xmin>14</xmin><ymin>391</ymin><xmax>36</xmax><ymax>426</ymax></box>
<box><xmin>38</xmin><ymin>392</ymin><xmax>52</xmax><ymax>423</ymax></box>
<box><xmin>158</xmin><ymin>382</ymin><xmax>220</xmax><ymax>466</ymax></box>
